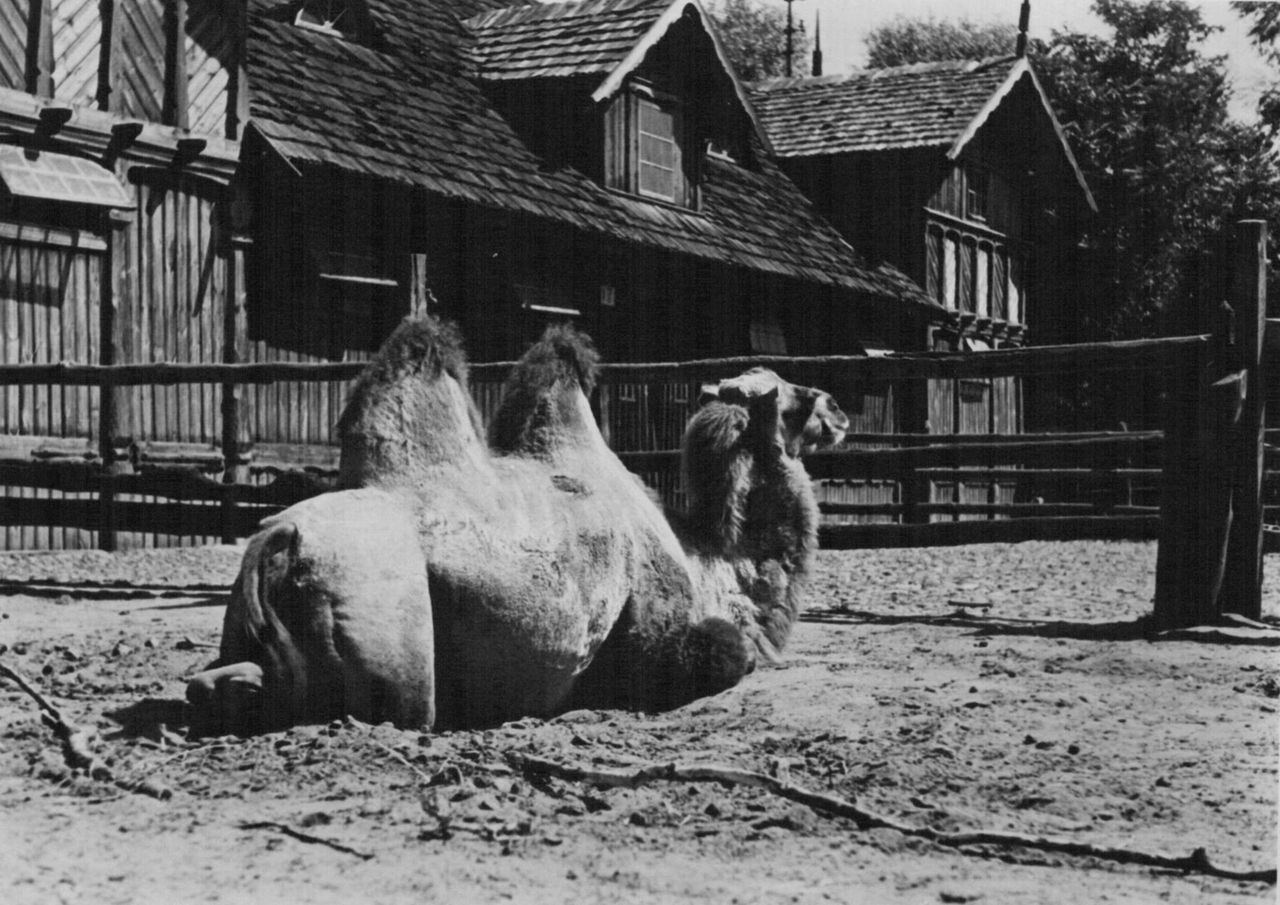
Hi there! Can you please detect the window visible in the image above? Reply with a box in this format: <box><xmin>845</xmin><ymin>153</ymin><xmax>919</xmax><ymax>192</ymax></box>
<box><xmin>0</xmin><ymin>146</ymin><xmax>131</xmax><ymax>208</ymax></box>
<box><xmin>636</xmin><ymin>97</ymin><xmax>680</xmax><ymax>201</ymax></box>
<box><xmin>966</xmin><ymin>167</ymin><xmax>989</xmax><ymax>221</ymax></box>
<box><xmin>606</xmin><ymin>83</ymin><xmax>692</xmax><ymax>207</ymax></box>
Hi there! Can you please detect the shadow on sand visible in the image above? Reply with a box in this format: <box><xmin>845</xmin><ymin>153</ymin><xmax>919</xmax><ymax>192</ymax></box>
<box><xmin>802</xmin><ymin>608</ymin><xmax>1150</xmax><ymax>642</ymax></box>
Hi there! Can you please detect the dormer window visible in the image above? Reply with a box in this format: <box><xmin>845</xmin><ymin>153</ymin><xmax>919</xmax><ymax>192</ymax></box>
<box><xmin>295</xmin><ymin>0</ymin><xmax>351</xmax><ymax>36</ymax></box>
<box><xmin>636</xmin><ymin>92</ymin><xmax>682</xmax><ymax>202</ymax></box>
<box><xmin>605</xmin><ymin>81</ymin><xmax>695</xmax><ymax>208</ymax></box>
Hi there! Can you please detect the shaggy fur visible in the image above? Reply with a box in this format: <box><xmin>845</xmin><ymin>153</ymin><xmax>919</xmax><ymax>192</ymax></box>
<box><xmin>188</xmin><ymin>317</ymin><xmax>846</xmax><ymax>733</ymax></box>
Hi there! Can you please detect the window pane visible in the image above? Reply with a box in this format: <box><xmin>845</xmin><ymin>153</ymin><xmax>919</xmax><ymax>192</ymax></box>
<box><xmin>975</xmin><ymin>243</ymin><xmax>991</xmax><ymax>317</ymax></box>
<box><xmin>639</xmin><ymin>100</ymin><xmax>672</xmax><ymax>135</ymax></box>
<box><xmin>639</xmin><ymin>163</ymin><xmax>674</xmax><ymax>198</ymax></box>
<box><xmin>992</xmin><ymin>248</ymin><xmax>1008</xmax><ymax>320</ymax></box>
<box><xmin>640</xmin><ymin>134</ymin><xmax>674</xmax><ymax>168</ymax></box>
<box><xmin>942</xmin><ymin>233</ymin><xmax>957</xmax><ymax>309</ymax></box>
<box><xmin>958</xmin><ymin>238</ymin><xmax>974</xmax><ymax>313</ymax></box>
<box><xmin>1008</xmin><ymin>253</ymin><xmax>1024</xmax><ymax>324</ymax></box>
<box><xmin>926</xmin><ymin>225</ymin><xmax>942</xmax><ymax>302</ymax></box>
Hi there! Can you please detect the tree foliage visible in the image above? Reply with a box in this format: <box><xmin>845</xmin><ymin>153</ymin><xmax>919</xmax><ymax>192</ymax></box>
<box><xmin>1030</xmin><ymin>0</ymin><xmax>1280</xmax><ymax>340</ymax></box>
<box><xmin>708</xmin><ymin>0</ymin><xmax>811</xmax><ymax>82</ymax></box>
<box><xmin>865</xmin><ymin>15</ymin><xmax>1018</xmax><ymax>68</ymax></box>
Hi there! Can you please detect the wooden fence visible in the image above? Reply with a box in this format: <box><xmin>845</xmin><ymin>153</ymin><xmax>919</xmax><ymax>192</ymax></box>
<box><xmin>0</xmin><ymin>332</ymin><xmax>1268</xmax><ymax>542</ymax></box>
<box><xmin>0</xmin><ymin>222</ymin><xmax>1273</xmax><ymax>627</ymax></box>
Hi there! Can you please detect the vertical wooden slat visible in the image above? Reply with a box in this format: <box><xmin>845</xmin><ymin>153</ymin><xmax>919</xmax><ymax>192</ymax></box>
<box><xmin>31</xmin><ymin>246</ymin><xmax>48</xmax><ymax>434</ymax></box>
<box><xmin>226</xmin><ymin>0</ymin><xmax>248</xmax><ymax>139</ymax></box>
<box><xmin>1222</xmin><ymin>220</ymin><xmax>1268</xmax><ymax>620</ymax></box>
<box><xmin>162</xmin><ymin>0</ymin><xmax>188</xmax><ymax>129</ymax></box>
<box><xmin>0</xmin><ymin>242</ymin><xmax>16</xmax><ymax>432</ymax></box>
<box><xmin>25</xmin><ymin>0</ymin><xmax>54</xmax><ymax>98</ymax></box>
<box><xmin>96</xmin><ymin>0</ymin><xmax>120</xmax><ymax>111</ymax></box>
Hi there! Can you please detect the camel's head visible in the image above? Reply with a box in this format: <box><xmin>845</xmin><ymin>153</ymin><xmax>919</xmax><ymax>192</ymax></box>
<box><xmin>699</xmin><ymin>367</ymin><xmax>848</xmax><ymax>457</ymax></box>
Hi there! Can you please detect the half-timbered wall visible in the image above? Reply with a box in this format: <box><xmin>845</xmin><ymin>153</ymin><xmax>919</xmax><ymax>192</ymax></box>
<box><xmin>0</xmin><ymin>1</ymin><xmax>30</xmax><ymax>91</ymax></box>
<box><xmin>51</xmin><ymin>0</ymin><xmax>100</xmax><ymax>106</ymax></box>
<box><xmin>4</xmin><ymin>0</ymin><xmax>235</xmax><ymax>134</ymax></box>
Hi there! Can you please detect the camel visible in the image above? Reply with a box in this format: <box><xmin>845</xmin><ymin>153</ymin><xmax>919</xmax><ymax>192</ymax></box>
<box><xmin>187</xmin><ymin>317</ymin><xmax>847</xmax><ymax>734</ymax></box>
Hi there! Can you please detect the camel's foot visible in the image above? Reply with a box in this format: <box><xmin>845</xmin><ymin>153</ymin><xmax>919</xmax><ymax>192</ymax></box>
<box><xmin>187</xmin><ymin>662</ymin><xmax>265</xmax><ymax>737</ymax></box>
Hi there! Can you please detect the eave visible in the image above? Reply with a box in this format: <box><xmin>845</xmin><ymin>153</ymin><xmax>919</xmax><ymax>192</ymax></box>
<box><xmin>0</xmin><ymin>87</ymin><xmax>240</xmax><ymax>183</ymax></box>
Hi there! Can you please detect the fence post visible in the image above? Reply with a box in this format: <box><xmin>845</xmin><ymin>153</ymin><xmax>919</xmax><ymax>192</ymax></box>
<box><xmin>1222</xmin><ymin>219</ymin><xmax>1268</xmax><ymax>619</ymax></box>
<box><xmin>97</xmin><ymin>224</ymin><xmax>122</xmax><ymax>552</ymax></box>
<box><xmin>219</xmin><ymin>234</ymin><xmax>244</xmax><ymax>545</ymax></box>
<box><xmin>1154</xmin><ymin>220</ymin><xmax>1267</xmax><ymax>629</ymax></box>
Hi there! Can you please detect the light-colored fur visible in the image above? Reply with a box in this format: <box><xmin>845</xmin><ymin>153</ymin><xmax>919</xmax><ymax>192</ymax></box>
<box><xmin>188</xmin><ymin>320</ymin><xmax>845</xmax><ymax>733</ymax></box>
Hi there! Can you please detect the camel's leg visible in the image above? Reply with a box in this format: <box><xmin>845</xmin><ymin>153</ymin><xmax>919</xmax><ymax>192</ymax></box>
<box><xmin>186</xmin><ymin>662</ymin><xmax>265</xmax><ymax>736</ymax></box>
<box><xmin>566</xmin><ymin>601</ymin><xmax>754</xmax><ymax>713</ymax></box>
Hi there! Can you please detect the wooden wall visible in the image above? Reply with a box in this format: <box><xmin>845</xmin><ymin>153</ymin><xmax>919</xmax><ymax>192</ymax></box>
<box><xmin>114</xmin><ymin>170</ymin><xmax>229</xmax><ymax>445</ymax></box>
<box><xmin>0</xmin><ymin>223</ymin><xmax>103</xmax><ymax>439</ymax></box>
<box><xmin>0</xmin><ymin>0</ymin><xmax>33</xmax><ymax>92</ymax></box>
<box><xmin>51</xmin><ymin>0</ymin><xmax>101</xmax><ymax>106</ymax></box>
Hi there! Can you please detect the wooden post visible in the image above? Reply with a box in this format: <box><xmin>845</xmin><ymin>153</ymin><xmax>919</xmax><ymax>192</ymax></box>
<box><xmin>1154</xmin><ymin>221</ymin><xmax>1266</xmax><ymax>628</ymax></box>
<box><xmin>225</xmin><ymin>0</ymin><xmax>249</xmax><ymax>140</ymax></box>
<box><xmin>25</xmin><ymin>0</ymin><xmax>54</xmax><ymax>99</ymax></box>
<box><xmin>95</xmin><ymin>0</ymin><xmax>120</xmax><ymax>112</ymax></box>
<box><xmin>162</xmin><ymin>0</ymin><xmax>189</xmax><ymax>130</ymax></box>
<box><xmin>97</xmin><ymin>224</ymin><xmax>121</xmax><ymax>552</ymax></box>
<box><xmin>1222</xmin><ymin>220</ymin><xmax>1268</xmax><ymax>619</ymax></box>
<box><xmin>219</xmin><ymin>226</ymin><xmax>244</xmax><ymax>545</ymax></box>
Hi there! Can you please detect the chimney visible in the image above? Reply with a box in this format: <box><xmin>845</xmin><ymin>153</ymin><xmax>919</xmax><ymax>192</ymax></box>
<box><xmin>812</xmin><ymin>11</ymin><xmax>823</xmax><ymax>77</ymax></box>
<box><xmin>1016</xmin><ymin>0</ymin><xmax>1030</xmax><ymax>58</ymax></box>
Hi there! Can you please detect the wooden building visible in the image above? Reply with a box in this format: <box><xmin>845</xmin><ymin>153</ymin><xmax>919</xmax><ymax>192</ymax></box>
<box><xmin>0</xmin><ymin>0</ymin><xmax>934</xmax><ymax>447</ymax></box>
<box><xmin>751</xmin><ymin>55</ymin><xmax>1096</xmax><ymax>435</ymax></box>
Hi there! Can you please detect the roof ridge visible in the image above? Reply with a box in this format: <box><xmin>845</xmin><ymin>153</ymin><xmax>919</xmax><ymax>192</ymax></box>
<box><xmin>753</xmin><ymin>54</ymin><xmax>1017</xmax><ymax>93</ymax></box>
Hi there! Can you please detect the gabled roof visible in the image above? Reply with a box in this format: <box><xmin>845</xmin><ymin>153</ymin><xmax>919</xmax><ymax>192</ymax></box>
<box><xmin>751</xmin><ymin>56</ymin><xmax>1095</xmax><ymax>211</ymax></box>
<box><xmin>466</xmin><ymin>0</ymin><xmax>769</xmax><ymax>150</ymax></box>
<box><xmin>244</xmin><ymin>0</ymin><xmax>932</xmax><ymax>304</ymax></box>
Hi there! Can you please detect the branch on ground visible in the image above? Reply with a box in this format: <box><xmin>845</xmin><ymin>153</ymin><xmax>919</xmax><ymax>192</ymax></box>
<box><xmin>0</xmin><ymin>660</ymin><xmax>171</xmax><ymax>800</ymax></box>
<box><xmin>239</xmin><ymin>821</ymin><xmax>375</xmax><ymax>860</ymax></box>
<box><xmin>508</xmin><ymin>752</ymin><xmax>1276</xmax><ymax>884</ymax></box>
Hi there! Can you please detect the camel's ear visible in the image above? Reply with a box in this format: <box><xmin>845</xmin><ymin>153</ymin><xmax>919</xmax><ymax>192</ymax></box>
<box><xmin>698</xmin><ymin>383</ymin><xmax>720</xmax><ymax>406</ymax></box>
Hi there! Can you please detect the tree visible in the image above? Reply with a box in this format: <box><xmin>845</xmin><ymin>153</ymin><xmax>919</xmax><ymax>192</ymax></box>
<box><xmin>865</xmin><ymin>15</ymin><xmax>1018</xmax><ymax>68</ymax></box>
<box><xmin>1030</xmin><ymin>0</ymin><xmax>1280</xmax><ymax>340</ymax></box>
<box><xmin>708</xmin><ymin>0</ymin><xmax>810</xmax><ymax>82</ymax></box>
<box><xmin>1232</xmin><ymin>1</ymin><xmax>1280</xmax><ymax>137</ymax></box>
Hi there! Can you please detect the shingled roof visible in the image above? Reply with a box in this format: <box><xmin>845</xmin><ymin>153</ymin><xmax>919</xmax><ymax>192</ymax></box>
<box><xmin>751</xmin><ymin>55</ymin><xmax>1094</xmax><ymax>209</ymax></box>
<box><xmin>751</xmin><ymin>57</ymin><xmax>1016</xmax><ymax>158</ymax></box>
<box><xmin>466</xmin><ymin>0</ymin><xmax>668</xmax><ymax>81</ymax></box>
<box><xmin>244</xmin><ymin>0</ymin><xmax>931</xmax><ymax>304</ymax></box>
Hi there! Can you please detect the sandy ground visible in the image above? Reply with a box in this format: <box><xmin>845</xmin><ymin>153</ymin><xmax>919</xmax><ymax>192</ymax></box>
<box><xmin>0</xmin><ymin>541</ymin><xmax>1276</xmax><ymax>905</ymax></box>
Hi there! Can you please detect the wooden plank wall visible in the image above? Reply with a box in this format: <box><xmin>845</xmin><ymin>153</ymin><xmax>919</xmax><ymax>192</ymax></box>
<box><xmin>0</xmin><ymin>227</ymin><xmax>103</xmax><ymax>549</ymax></box>
<box><xmin>0</xmin><ymin>230</ymin><xmax>102</xmax><ymax>438</ymax></box>
<box><xmin>115</xmin><ymin>173</ymin><xmax>227</xmax><ymax>445</ymax></box>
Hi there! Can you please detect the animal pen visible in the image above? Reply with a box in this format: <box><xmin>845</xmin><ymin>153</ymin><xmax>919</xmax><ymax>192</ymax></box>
<box><xmin>0</xmin><ymin>220</ymin><xmax>1274</xmax><ymax>631</ymax></box>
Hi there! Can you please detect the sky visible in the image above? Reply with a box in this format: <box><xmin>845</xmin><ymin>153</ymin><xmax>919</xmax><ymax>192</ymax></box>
<box><xmin>786</xmin><ymin>0</ymin><xmax>1271</xmax><ymax>122</ymax></box>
